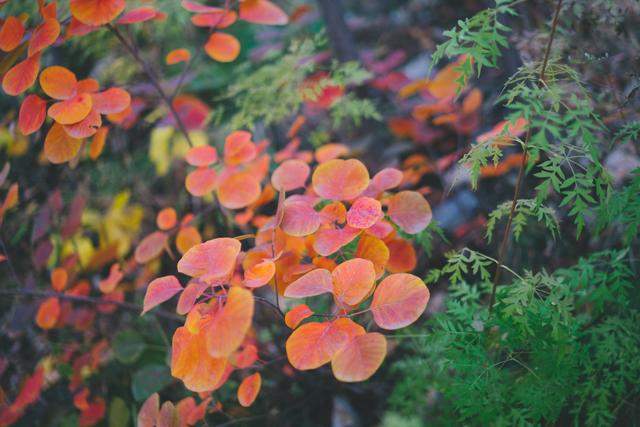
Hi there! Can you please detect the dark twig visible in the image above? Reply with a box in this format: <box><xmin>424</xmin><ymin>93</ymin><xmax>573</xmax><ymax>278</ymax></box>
<box><xmin>106</xmin><ymin>24</ymin><xmax>195</xmax><ymax>147</ymax></box>
<box><xmin>488</xmin><ymin>0</ymin><xmax>564</xmax><ymax>313</ymax></box>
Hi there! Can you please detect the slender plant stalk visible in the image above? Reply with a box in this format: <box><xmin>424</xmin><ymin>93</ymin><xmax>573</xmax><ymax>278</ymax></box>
<box><xmin>107</xmin><ymin>24</ymin><xmax>195</xmax><ymax>147</ymax></box>
<box><xmin>488</xmin><ymin>0</ymin><xmax>564</xmax><ymax>313</ymax></box>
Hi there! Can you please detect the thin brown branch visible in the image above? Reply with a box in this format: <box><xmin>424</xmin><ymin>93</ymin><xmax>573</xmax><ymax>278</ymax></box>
<box><xmin>106</xmin><ymin>24</ymin><xmax>195</xmax><ymax>147</ymax></box>
<box><xmin>488</xmin><ymin>0</ymin><xmax>564</xmax><ymax>313</ymax></box>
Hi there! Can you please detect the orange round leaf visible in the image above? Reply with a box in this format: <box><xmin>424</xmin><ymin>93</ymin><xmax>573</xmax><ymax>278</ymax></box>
<box><xmin>284</xmin><ymin>304</ymin><xmax>313</xmax><ymax>329</ymax></box>
<box><xmin>63</xmin><ymin>108</ymin><xmax>102</xmax><ymax>138</ymax></box>
<box><xmin>312</xmin><ymin>158</ymin><xmax>369</xmax><ymax>201</ymax></box>
<box><xmin>244</xmin><ymin>259</ymin><xmax>276</xmax><ymax>288</ymax></box>
<box><xmin>177</xmin><ymin>237</ymin><xmax>241</xmax><ymax>284</ymax></box>
<box><xmin>44</xmin><ymin>123</ymin><xmax>83</xmax><ymax>164</ymax></box>
<box><xmin>271</xmin><ymin>159</ymin><xmax>310</xmax><ymax>191</ymax></box>
<box><xmin>386</xmin><ymin>238</ymin><xmax>417</xmax><ymax>273</ymax></box>
<box><xmin>223</xmin><ymin>130</ymin><xmax>255</xmax><ymax>165</ymax></box>
<box><xmin>387</xmin><ymin>190</ymin><xmax>432</xmax><ymax>234</ymax></box>
<box><xmin>176</xmin><ymin>226</ymin><xmax>202</xmax><ymax>255</ymax></box>
<box><xmin>18</xmin><ymin>95</ymin><xmax>47</xmax><ymax>135</ymax></box>
<box><xmin>217</xmin><ymin>171</ymin><xmax>261</xmax><ymax>209</ymax></box>
<box><xmin>91</xmin><ymin>87</ymin><xmax>131</xmax><ymax>114</ymax></box>
<box><xmin>239</xmin><ymin>0</ymin><xmax>288</xmax><ymax>25</ymax></box>
<box><xmin>331</xmin><ymin>258</ymin><xmax>376</xmax><ymax>306</ymax></box>
<box><xmin>372</xmin><ymin>168</ymin><xmax>403</xmax><ymax>191</ymax></box>
<box><xmin>185</xmin><ymin>167</ymin><xmax>217</xmax><ymax>197</ymax></box>
<box><xmin>204</xmin><ymin>32</ymin><xmax>240</xmax><ymax>63</ymax></box>
<box><xmin>331</xmin><ymin>332</ymin><xmax>387</xmax><ymax>382</ymax></box>
<box><xmin>70</xmin><ymin>0</ymin><xmax>126</xmax><ymax>26</ymax></box>
<box><xmin>371</xmin><ymin>273</ymin><xmax>429</xmax><ymax>330</ymax></box>
<box><xmin>36</xmin><ymin>297</ymin><xmax>60</xmax><ymax>329</ymax></box>
<box><xmin>134</xmin><ymin>231</ymin><xmax>169</xmax><ymax>264</ymax></box>
<box><xmin>28</xmin><ymin>18</ymin><xmax>60</xmax><ymax>56</ymax></box>
<box><xmin>50</xmin><ymin>267</ymin><xmax>68</xmax><ymax>291</ymax></box>
<box><xmin>283</xmin><ymin>268</ymin><xmax>332</xmax><ymax>299</ymax></box>
<box><xmin>355</xmin><ymin>234</ymin><xmax>389</xmax><ymax>278</ymax></box>
<box><xmin>237</xmin><ymin>373</ymin><xmax>261</xmax><ymax>407</ymax></box>
<box><xmin>205</xmin><ymin>286</ymin><xmax>254</xmax><ymax>357</ymax></box>
<box><xmin>185</xmin><ymin>145</ymin><xmax>218</xmax><ymax>167</ymax></box>
<box><xmin>166</xmin><ymin>48</ymin><xmax>191</xmax><ymax>65</ymax></box>
<box><xmin>171</xmin><ymin>326</ymin><xmax>228</xmax><ymax>392</ymax></box>
<box><xmin>41</xmin><ymin>66</ymin><xmax>77</xmax><ymax>100</ymax></box>
<box><xmin>156</xmin><ymin>207</ymin><xmax>177</xmax><ymax>230</ymax></box>
<box><xmin>2</xmin><ymin>53</ymin><xmax>41</xmax><ymax>96</ymax></box>
<box><xmin>281</xmin><ymin>200</ymin><xmax>320</xmax><ymax>237</ymax></box>
<box><xmin>142</xmin><ymin>275</ymin><xmax>183</xmax><ymax>314</ymax></box>
<box><xmin>48</xmin><ymin>93</ymin><xmax>93</xmax><ymax>125</ymax></box>
<box><xmin>0</xmin><ymin>16</ymin><xmax>25</xmax><ymax>52</ymax></box>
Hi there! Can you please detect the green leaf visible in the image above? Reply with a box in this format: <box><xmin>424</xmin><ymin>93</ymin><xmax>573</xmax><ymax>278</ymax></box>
<box><xmin>131</xmin><ymin>364</ymin><xmax>172</xmax><ymax>401</ymax></box>
<box><xmin>109</xmin><ymin>397</ymin><xmax>130</xmax><ymax>427</ymax></box>
<box><xmin>113</xmin><ymin>330</ymin><xmax>146</xmax><ymax>365</ymax></box>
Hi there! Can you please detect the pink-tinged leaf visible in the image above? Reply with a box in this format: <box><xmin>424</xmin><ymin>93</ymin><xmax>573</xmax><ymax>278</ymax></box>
<box><xmin>91</xmin><ymin>87</ymin><xmax>131</xmax><ymax>114</ymax></box>
<box><xmin>285</xmin><ymin>304</ymin><xmax>313</xmax><ymax>329</ymax></box>
<box><xmin>166</xmin><ymin>48</ymin><xmax>191</xmax><ymax>65</ymax></box>
<box><xmin>371</xmin><ymin>167</ymin><xmax>403</xmax><ymax>191</ymax></box>
<box><xmin>371</xmin><ymin>273</ymin><xmax>429</xmax><ymax>329</ymax></box>
<box><xmin>283</xmin><ymin>268</ymin><xmax>332</xmax><ymax>298</ymax></box>
<box><xmin>185</xmin><ymin>145</ymin><xmax>218</xmax><ymax>167</ymax></box>
<box><xmin>116</xmin><ymin>6</ymin><xmax>158</xmax><ymax>24</ymax></box>
<box><xmin>181</xmin><ymin>0</ymin><xmax>223</xmax><ymax>13</ymax></box>
<box><xmin>312</xmin><ymin>226</ymin><xmax>360</xmax><ymax>256</ymax></box>
<box><xmin>134</xmin><ymin>231</ymin><xmax>168</xmax><ymax>264</ymax></box>
<box><xmin>243</xmin><ymin>259</ymin><xmax>275</xmax><ymax>288</ymax></box>
<box><xmin>63</xmin><ymin>108</ymin><xmax>102</xmax><ymax>138</ymax></box>
<box><xmin>98</xmin><ymin>263</ymin><xmax>123</xmax><ymax>294</ymax></box>
<box><xmin>387</xmin><ymin>190</ymin><xmax>432</xmax><ymax>234</ymax></box>
<box><xmin>331</xmin><ymin>258</ymin><xmax>376</xmax><ymax>306</ymax></box>
<box><xmin>271</xmin><ymin>159</ymin><xmax>310</xmax><ymax>191</ymax></box>
<box><xmin>142</xmin><ymin>275</ymin><xmax>183</xmax><ymax>315</ymax></box>
<box><xmin>28</xmin><ymin>18</ymin><xmax>60</xmax><ymax>56</ymax></box>
<box><xmin>216</xmin><ymin>171</ymin><xmax>261</xmax><ymax>209</ymax></box>
<box><xmin>281</xmin><ymin>200</ymin><xmax>320</xmax><ymax>237</ymax></box>
<box><xmin>223</xmin><ymin>130</ymin><xmax>255</xmax><ymax>165</ymax></box>
<box><xmin>177</xmin><ymin>238</ymin><xmax>241</xmax><ymax>284</ymax></box>
<box><xmin>0</xmin><ymin>16</ymin><xmax>25</xmax><ymax>52</ymax></box>
<box><xmin>331</xmin><ymin>332</ymin><xmax>387</xmax><ymax>382</ymax></box>
<box><xmin>2</xmin><ymin>53</ymin><xmax>41</xmax><ymax>96</ymax></box>
<box><xmin>285</xmin><ymin>318</ymin><xmax>365</xmax><ymax>370</ymax></box>
<box><xmin>191</xmin><ymin>11</ymin><xmax>237</xmax><ymax>28</ymax></box>
<box><xmin>176</xmin><ymin>281</ymin><xmax>209</xmax><ymax>315</ymax></box>
<box><xmin>137</xmin><ymin>393</ymin><xmax>159</xmax><ymax>427</ymax></box>
<box><xmin>237</xmin><ymin>373</ymin><xmax>261</xmax><ymax>407</ymax></box>
<box><xmin>312</xmin><ymin>158</ymin><xmax>370</xmax><ymax>201</ymax></box>
<box><xmin>185</xmin><ymin>167</ymin><xmax>217</xmax><ymax>197</ymax></box>
<box><xmin>239</xmin><ymin>0</ymin><xmax>288</xmax><ymax>25</ymax></box>
<box><xmin>346</xmin><ymin>197</ymin><xmax>383</xmax><ymax>229</ymax></box>
<box><xmin>18</xmin><ymin>95</ymin><xmax>47</xmax><ymax>135</ymax></box>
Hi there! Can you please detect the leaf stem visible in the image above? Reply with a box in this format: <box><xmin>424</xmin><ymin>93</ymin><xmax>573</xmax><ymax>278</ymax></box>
<box><xmin>488</xmin><ymin>0</ymin><xmax>564</xmax><ymax>313</ymax></box>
